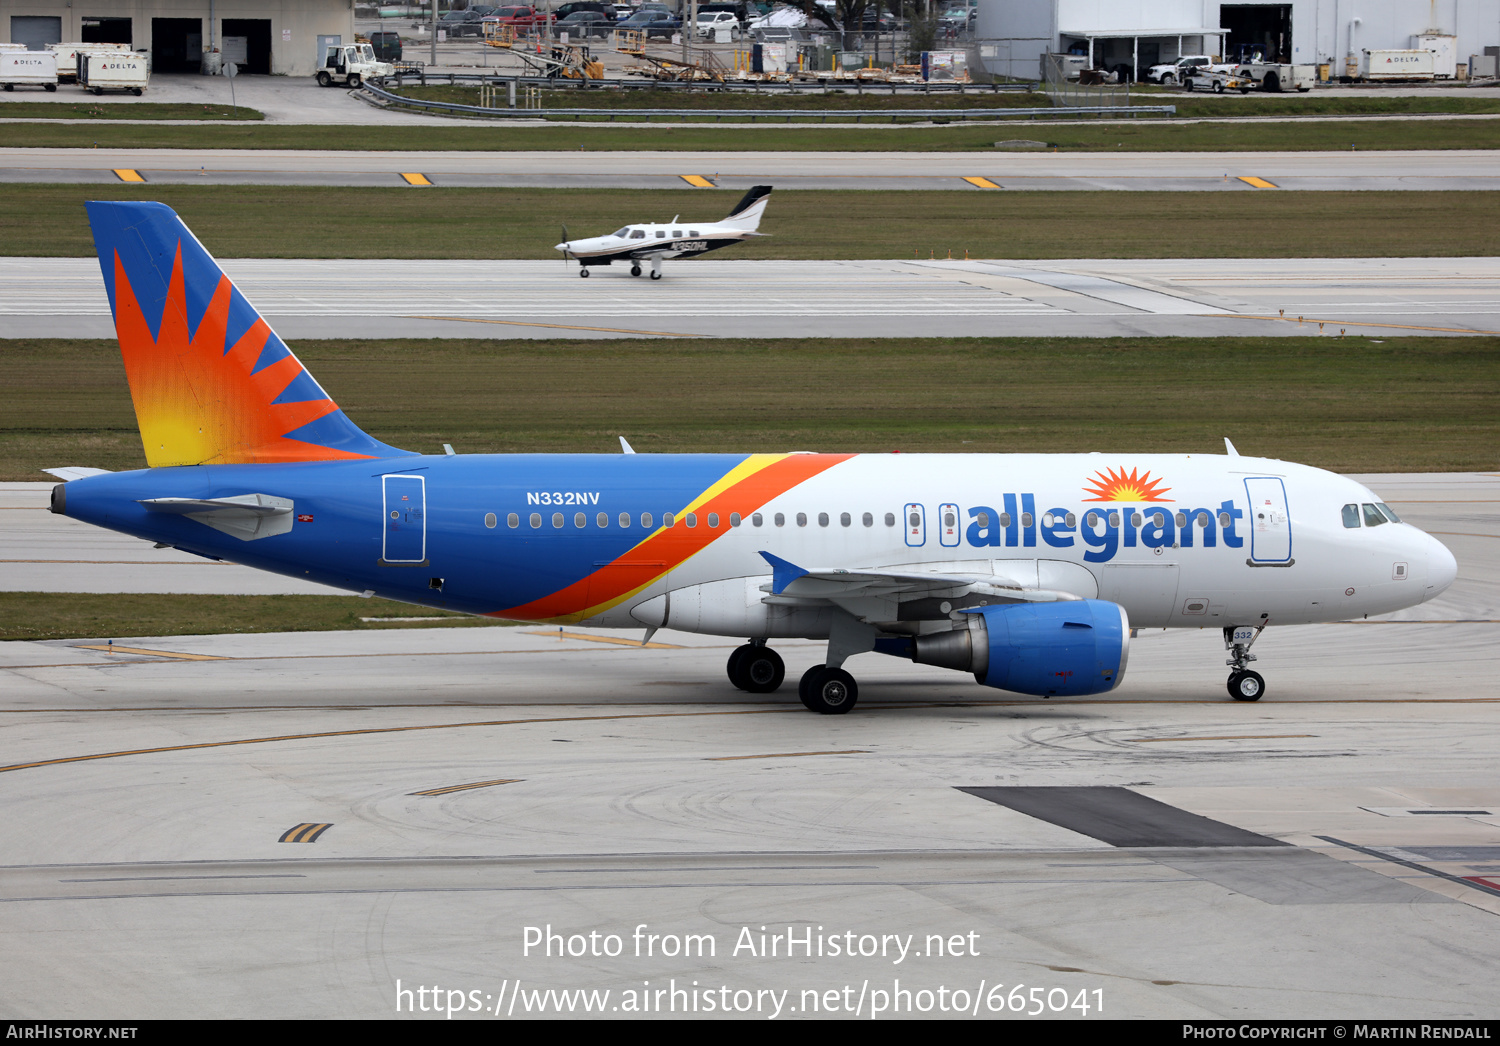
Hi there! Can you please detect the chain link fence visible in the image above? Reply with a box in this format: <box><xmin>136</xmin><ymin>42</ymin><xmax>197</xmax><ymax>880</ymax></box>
<box><xmin>1042</xmin><ymin>52</ymin><xmax>1132</xmax><ymax>107</ymax></box>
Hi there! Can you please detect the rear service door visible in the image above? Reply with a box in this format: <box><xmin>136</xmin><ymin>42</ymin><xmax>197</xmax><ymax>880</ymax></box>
<box><xmin>382</xmin><ymin>474</ymin><xmax>427</xmax><ymax>564</ymax></box>
<box><xmin>1244</xmin><ymin>476</ymin><xmax>1292</xmax><ymax>564</ymax></box>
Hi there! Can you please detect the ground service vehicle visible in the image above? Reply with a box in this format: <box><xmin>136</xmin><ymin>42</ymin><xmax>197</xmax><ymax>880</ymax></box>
<box><xmin>316</xmin><ymin>43</ymin><xmax>394</xmax><ymax>88</ymax></box>
<box><xmin>57</xmin><ymin>200</ymin><xmax>1459</xmax><ymax>715</ymax></box>
<box><xmin>1233</xmin><ymin>61</ymin><xmax>1316</xmax><ymax>91</ymax></box>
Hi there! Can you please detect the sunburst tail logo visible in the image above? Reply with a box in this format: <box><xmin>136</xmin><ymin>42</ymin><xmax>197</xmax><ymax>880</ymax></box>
<box><xmin>86</xmin><ymin>201</ymin><xmax>413</xmax><ymax>468</ymax></box>
<box><xmin>1082</xmin><ymin>467</ymin><xmax>1173</xmax><ymax>502</ymax></box>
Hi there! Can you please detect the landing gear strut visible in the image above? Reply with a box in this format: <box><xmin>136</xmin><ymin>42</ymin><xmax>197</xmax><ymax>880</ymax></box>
<box><xmin>727</xmin><ymin>641</ymin><xmax>784</xmax><ymax>694</ymax></box>
<box><xmin>649</xmin><ymin>257</ymin><xmax>663</xmax><ymax>281</ymax></box>
<box><xmin>1225</xmin><ymin>622</ymin><xmax>1268</xmax><ymax>701</ymax></box>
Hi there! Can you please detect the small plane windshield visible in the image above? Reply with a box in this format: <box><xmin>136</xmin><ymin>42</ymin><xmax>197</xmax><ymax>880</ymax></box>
<box><xmin>613</xmin><ymin>227</ymin><xmax>630</xmax><ymax>237</ymax></box>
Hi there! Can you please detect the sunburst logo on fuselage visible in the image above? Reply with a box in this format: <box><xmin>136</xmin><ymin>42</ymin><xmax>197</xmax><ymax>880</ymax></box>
<box><xmin>1082</xmin><ymin>467</ymin><xmax>1173</xmax><ymax>502</ymax></box>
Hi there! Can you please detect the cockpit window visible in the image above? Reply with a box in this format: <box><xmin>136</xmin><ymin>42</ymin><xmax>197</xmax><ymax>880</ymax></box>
<box><xmin>1377</xmin><ymin>502</ymin><xmax>1402</xmax><ymax>523</ymax></box>
<box><xmin>1342</xmin><ymin>504</ymin><xmax>1360</xmax><ymax>528</ymax></box>
<box><xmin>630</xmin><ymin>230</ymin><xmax>645</xmax><ymax>239</ymax></box>
<box><xmin>613</xmin><ymin>227</ymin><xmax>630</xmax><ymax>237</ymax></box>
<box><xmin>1362</xmin><ymin>503</ymin><xmax>1387</xmax><ymax>527</ymax></box>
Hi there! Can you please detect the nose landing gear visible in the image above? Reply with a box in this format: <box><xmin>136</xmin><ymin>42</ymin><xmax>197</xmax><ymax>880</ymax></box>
<box><xmin>1225</xmin><ymin>622</ymin><xmax>1268</xmax><ymax>701</ymax></box>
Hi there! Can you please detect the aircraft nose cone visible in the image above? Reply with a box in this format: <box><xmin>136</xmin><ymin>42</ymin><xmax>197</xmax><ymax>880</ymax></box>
<box><xmin>554</xmin><ymin>242</ymin><xmax>568</xmax><ymax>252</ymax></box>
<box><xmin>1425</xmin><ymin>536</ymin><xmax>1457</xmax><ymax>602</ymax></box>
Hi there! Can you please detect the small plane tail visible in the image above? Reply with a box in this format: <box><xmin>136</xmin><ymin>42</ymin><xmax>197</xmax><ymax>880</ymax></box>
<box><xmin>85</xmin><ymin>201</ymin><xmax>412</xmax><ymax>469</ymax></box>
<box><xmin>720</xmin><ymin>185</ymin><xmax>772</xmax><ymax>231</ymax></box>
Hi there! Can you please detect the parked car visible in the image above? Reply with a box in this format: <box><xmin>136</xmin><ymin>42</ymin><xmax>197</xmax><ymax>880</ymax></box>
<box><xmin>439</xmin><ymin>10</ymin><xmax>486</xmax><ymax>36</ymax></box>
<box><xmin>555</xmin><ymin>11</ymin><xmax>613</xmax><ymax>38</ymax></box>
<box><xmin>618</xmin><ymin>10</ymin><xmax>682</xmax><ymax>38</ymax></box>
<box><xmin>482</xmin><ymin>5</ymin><xmax>546</xmax><ymax>30</ymax></box>
<box><xmin>695</xmin><ymin>10</ymin><xmax>742</xmax><ymax>39</ymax></box>
<box><xmin>368</xmin><ymin>30</ymin><xmax>403</xmax><ymax>61</ymax></box>
<box><xmin>554</xmin><ymin>2</ymin><xmax>616</xmax><ymax>22</ymax></box>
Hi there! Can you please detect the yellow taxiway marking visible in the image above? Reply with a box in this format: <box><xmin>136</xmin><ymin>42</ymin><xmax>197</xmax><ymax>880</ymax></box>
<box><xmin>74</xmin><ymin>644</ymin><xmax>230</xmax><ymax>661</ymax></box>
<box><xmin>400</xmin><ymin>172</ymin><xmax>433</xmax><ymax>186</ymax></box>
<box><xmin>680</xmin><ymin>174</ymin><xmax>716</xmax><ymax>187</ymax></box>
<box><xmin>1237</xmin><ymin>176</ymin><xmax>1278</xmax><ymax>189</ymax></box>
<box><xmin>408</xmin><ymin>315</ymin><xmax>702</xmax><ymax>338</ymax></box>
<box><xmin>1226</xmin><ymin>314</ymin><xmax>1493</xmax><ymax>335</ymax></box>
<box><xmin>1126</xmin><ymin>734</ymin><xmax>1315</xmax><ymax>743</ymax></box>
<box><xmin>410</xmin><ymin>778</ymin><xmax>520</xmax><ymax>796</ymax></box>
<box><xmin>112</xmin><ymin>169</ymin><xmax>145</xmax><ymax>183</ymax></box>
<box><xmin>525</xmin><ymin>629</ymin><xmax>683</xmax><ymax>649</ymax></box>
<box><xmin>707</xmin><ymin>749</ymin><xmax>868</xmax><ymax>761</ymax></box>
<box><xmin>962</xmin><ymin>176</ymin><xmax>1001</xmax><ymax>189</ymax></box>
<box><xmin>279</xmin><ymin>822</ymin><xmax>332</xmax><ymax>843</ymax></box>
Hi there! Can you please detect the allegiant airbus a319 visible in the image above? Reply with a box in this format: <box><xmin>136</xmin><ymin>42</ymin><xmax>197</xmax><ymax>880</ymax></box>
<box><xmin>48</xmin><ymin>202</ymin><xmax>1457</xmax><ymax>713</ymax></box>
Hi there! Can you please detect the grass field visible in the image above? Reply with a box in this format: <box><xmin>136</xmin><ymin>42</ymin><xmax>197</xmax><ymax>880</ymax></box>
<box><xmin>0</xmin><ymin>101</ymin><xmax>262</xmax><ymax>120</ymax></box>
<box><xmin>0</xmin><ymin>592</ymin><xmax>502</xmax><ymax>642</ymax></box>
<box><xmin>6</xmin><ymin>336</ymin><xmax>1498</xmax><ymax>481</ymax></box>
<box><xmin>6</xmin><ymin>185</ymin><xmax>1499</xmax><ymax>260</ymax></box>
<box><xmin>2</xmin><ymin>115</ymin><xmax>1498</xmax><ymax>151</ymax></box>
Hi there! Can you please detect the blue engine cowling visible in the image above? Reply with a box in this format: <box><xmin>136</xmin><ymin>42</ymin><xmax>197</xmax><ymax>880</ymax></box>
<box><xmin>883</xmin><ymin>599</ymin><xmax>1130</xmax><ymax>697</ymax></box>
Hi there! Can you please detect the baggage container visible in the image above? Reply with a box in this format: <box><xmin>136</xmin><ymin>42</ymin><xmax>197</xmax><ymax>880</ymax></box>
<box><xmin>51</xmin><ymin>42</ymin><xmax>132</xmax><ymax>83</ymax></box>
<box><xmin>0</xmin><ymin>51</ymin><xmax>58</xmax><ymax>91</ymax></box>
<box><xmin>1361</xmin><ymin>49</ymin><xmax>1434</xmax><ymax>81</ymax></box>
<box><xmin>79</xmin><ymin>51</ymin><xmax>149</xmax><ymax>95</ymax></box>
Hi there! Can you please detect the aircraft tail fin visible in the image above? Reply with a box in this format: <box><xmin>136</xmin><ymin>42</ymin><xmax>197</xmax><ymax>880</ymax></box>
<box><xmin>720</xmin><ymin>185</ymin><xmax>772</xmax><ymax>231</ymax></box>
<box><xmin>85</xmin><ymin>201</ymin><xmax>413</xmax><ymax>469</ymax></box>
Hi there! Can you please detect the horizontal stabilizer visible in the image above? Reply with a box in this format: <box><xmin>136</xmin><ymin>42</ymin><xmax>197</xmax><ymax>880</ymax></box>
<box><xmin>139</xmin><ymin>493</ymin><xmax>293</xmax><ymax>541</ymax></box>
<box><xmin>43</xmin><ymin>467</ymin><xmax>113</xmax><ymax>482</ymax></box>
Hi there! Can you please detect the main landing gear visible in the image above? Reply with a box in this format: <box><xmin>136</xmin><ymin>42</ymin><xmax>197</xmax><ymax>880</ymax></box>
<box><xmin>727</xmin><ymin>641</ymin><xmax>784</xmax><ymax>694</ymax></box>
<box><xmin>1224</xmin><ymin>622</ymin><xmax>1269</xmax><ymax>701</ymax></box>
<box><xmin>799</xmin><ymin>665</ymin><xmax>858</xmax><ymax>714</ymax></box>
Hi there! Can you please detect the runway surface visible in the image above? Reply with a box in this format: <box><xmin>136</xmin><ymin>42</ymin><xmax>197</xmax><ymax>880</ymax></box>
<box><xmin>5</xmin><ymin>256</ymin><xmax>1498</xmax><ymax>340</ymax></box>
<box><xmin>1</xmin><ymin>474</ymin><xmax>1496</xmax><ymax>1017</ymax></box>
<box><xmin>5</xmin><ymin>147</ymin><xmax>1499</xmax><ymax>191</ymax></box>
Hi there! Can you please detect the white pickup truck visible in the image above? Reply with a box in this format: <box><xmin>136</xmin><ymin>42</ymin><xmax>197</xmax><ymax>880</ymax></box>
<box><xmin>1146</xmin><ymin>55</ymin><xmax>1223</xmax><ymax>85</ymax></box>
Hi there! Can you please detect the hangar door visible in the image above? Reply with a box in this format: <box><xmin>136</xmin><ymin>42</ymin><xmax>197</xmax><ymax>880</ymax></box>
<box><xmin>10</xmin><ymin>16</ymin><xmax>61</xmax><ymax>50</ymax></box>
<box><xmin>222</xmin><ymin>18</ymin><xmax>271</xmax><ymax>74</ymax></box>
<box><xmin>152</xmin><ymin>17</ymin><xmax>202</xmax><ymax>72</ymax></box>
<box><xmin>1221</xmin><ymin>5</ymin><xmax>1292</xmax><ymax>63</ymax></box>
<box><xmin>82</xmin><ymin>18</ymin><xmax>133</xmax><ymax>46</ymax></box>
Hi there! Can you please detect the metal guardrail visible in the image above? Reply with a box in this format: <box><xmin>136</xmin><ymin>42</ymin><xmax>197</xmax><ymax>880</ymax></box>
<box><xmin>362</xmin><ymin>78</ymin><xmax>1175</xmax><ymax>121</ymax></box>
<box><xmin>378</xmin><ymin>69</ymin><xmax>1038</xmax><ymax>94</ymax></box>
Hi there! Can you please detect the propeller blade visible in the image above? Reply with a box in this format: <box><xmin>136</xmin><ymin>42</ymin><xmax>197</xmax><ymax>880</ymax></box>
<box><xmin>561</xmin><ymin>224</ymin><xmax>570</xmax><ymax>266</ymax></box>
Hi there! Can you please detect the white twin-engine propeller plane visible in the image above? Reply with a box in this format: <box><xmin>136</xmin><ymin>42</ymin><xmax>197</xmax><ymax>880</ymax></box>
<box><xmin>554</xmin><ymin>185</ymin><xmax>772</xmax><ymax>279</ymax></box>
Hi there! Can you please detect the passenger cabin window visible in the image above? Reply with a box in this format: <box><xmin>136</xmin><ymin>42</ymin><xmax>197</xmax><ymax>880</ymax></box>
<box><xmin>641</xmin><ymin>512</ymin><xmax>654</xmax><ymax>528</ymax></box>
<box><xmin>672</xmin><ymin>230</ymin><xmax>682</xmax><ymax>237</ymax></box>
<box><xmin>1342</xmin><ymin>504</ymin><xmax>1360</xmax><ymax>528</ymax></box>
<box><xmin>752</xmin><ymin>512</ymin><xmax>763</xmax><ymax>527</ymax></box>
<box><xmin>774</xmin><ymin>512</ymin><xmax>785</xmax><ymax>527</ymax></box>
<box><xmin>1362</xmin><ymin>503</ymin><xmax>1387</xmax><ymax>527</ymax></box>
<box><xmin>630</xmin><ymin>230</ymin><xmax>646</xmax><ymax>240</ymax></box>
<box><xmin>884</xmin><ymin>512</ymin><xmax>896</xmax><ymax>527</ymax></box>
<box><xmin>690</xmin><ymin>230</ymin><xmax>700</xmax><ymax>237</ymax></box>
<box><xmin>655</xmin><ymin>231</ymin><xmax>666</xmax><ymax>239</ymax></box>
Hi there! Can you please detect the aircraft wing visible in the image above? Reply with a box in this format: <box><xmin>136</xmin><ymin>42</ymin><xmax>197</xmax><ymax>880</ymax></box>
<box><xmin>757</xmin><ymin>552</ymin><xmax>1081</xmax><ymax>625</ymax></box>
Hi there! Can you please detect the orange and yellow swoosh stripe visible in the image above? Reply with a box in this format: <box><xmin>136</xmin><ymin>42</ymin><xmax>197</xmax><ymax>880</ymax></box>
<box><xmin>494</xmin><ymin>452</ymin><xmax>853</xmax><ymax>623</ymax></box>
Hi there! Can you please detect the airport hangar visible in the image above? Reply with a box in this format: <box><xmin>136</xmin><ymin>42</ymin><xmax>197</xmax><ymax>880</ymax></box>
<box><xmin>1</xmin><ymin>0</ymin><xmax>354</xmax><ymax>77</ymax></box>
<box><xmin>970</xmin><ymin>0</ymin><xmax>1500</xmax><ymax>82</ymax></box>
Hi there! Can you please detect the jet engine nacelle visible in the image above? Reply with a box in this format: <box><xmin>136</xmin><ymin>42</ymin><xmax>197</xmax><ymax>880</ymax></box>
<box><xmin>904</xmin><ymin>599</ymin><xmax>1130</xmax><ymax>697</ymax></box>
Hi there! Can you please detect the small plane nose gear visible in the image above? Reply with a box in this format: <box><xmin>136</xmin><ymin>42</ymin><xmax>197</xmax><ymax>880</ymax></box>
<box><xmin>727</xmin><ymin>641</ymin><xmax>784</xmax><ymax>694</ymax></box>
<box><xmin>798</xmin><ymin>665</ymin><xmax>858</xmax><ymax>714</ymax></box>
<box><xmin>1224</xmin><ymin>622</ymin><xmax>1268</xmax><ymax>701</ymax></box>
<box><xmin>579</xmin><ymin>267</ymin><xmax>590</xmax><ymax>278</ymax></box>
<box><xmin>630</xmin><ymin>264</ymin><xmax>642</xmax><ymax>277</ymax></box>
